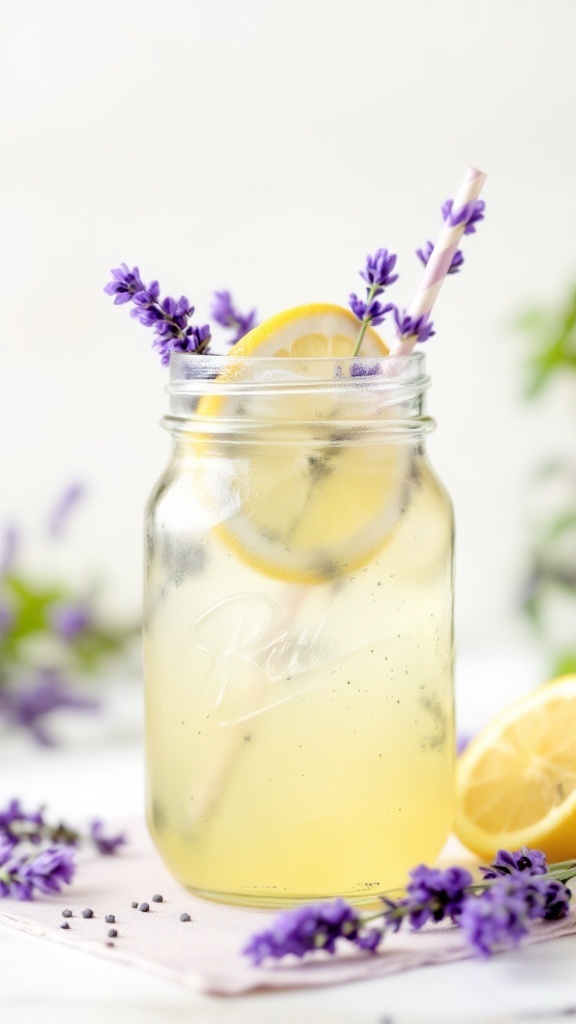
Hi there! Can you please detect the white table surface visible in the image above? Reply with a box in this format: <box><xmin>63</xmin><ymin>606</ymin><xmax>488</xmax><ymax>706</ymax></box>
<box><xmin>2</xmin><ymin>649</ymin><xmax>575</xmax><ymax>1024</ymax></box>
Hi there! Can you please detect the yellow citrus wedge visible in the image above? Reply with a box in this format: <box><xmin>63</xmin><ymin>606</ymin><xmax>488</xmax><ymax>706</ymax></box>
<box><xmin>196</xmin><ymin>303</ymin><xmax>411</xmax><ymax>585</ymax></box>
<box><xmin>455</xmin><ymin>674</ymin><xmax>576</xmax><ymax>861</ymax></box>
<box><xmin>223</xmin><ymin>302</ymin><xmax>389</xmax><ymax>359</ymax></box>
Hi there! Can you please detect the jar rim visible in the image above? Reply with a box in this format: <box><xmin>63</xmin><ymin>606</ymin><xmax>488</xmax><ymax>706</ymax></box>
<box><xmin>167</xmin><ymin>351</ymin><xmax>428</xmax><ymax>396</ymax></box>
<box><xmin>164</xmin><ymin>352</ymin><xmax>433</xmax><ymax>441</ymax></box>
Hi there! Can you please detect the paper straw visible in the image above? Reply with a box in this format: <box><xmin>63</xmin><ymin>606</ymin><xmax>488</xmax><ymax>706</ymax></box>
<box><xmin>389</xmin><ymin>165</ymin><xmax>487</xmax><ymax>355</ymax></box>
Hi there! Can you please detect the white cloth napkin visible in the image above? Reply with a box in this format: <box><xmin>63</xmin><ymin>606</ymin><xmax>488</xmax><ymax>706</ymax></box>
<box><xmin>1</xmin><ymin>820</ymin><xmax>574</xmax><ymax>995</ymax></box>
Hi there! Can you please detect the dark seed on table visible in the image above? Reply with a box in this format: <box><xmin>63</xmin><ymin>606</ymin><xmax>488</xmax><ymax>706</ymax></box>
<box><xmin>152</xmin><ymin>894</ymin><xmax>163</xmax><ymax>903</ymax></box>
<box><xmin>139</xmin><ymin>902</ymin><xmax>149</xmax><ymax>912</ymax></box>
<box><xmin>107</xmin><ymin>929</ymin><xmax>118</xmax><ymax>938</ymax></box>
<box><xmin>62</xmin><ymin>909</ymin><xmax>72</xmax><ymax>918</ymax></box>
<box><xmin>60</xmin><ymin>921</ymin><xmax>70</xmax><ymax>930</ymax></box>
<box><xmin>180</xmin><ymin>913</ymin><xmax>191</xmax><ymax>922</ymax></box>
<box><xmin>131</xmin><ymin>901</ymin><xmax>138</xmax><ymax>908</ymax></box>
<box><xmin>105</xmin><ymin>914</ymin><xmax>115</xmax><ymax>923</ymax></box>
<box><xmin>81</xmin><ymin>908</ymin><xmax>94</xmax><ymax>919</ymax></box>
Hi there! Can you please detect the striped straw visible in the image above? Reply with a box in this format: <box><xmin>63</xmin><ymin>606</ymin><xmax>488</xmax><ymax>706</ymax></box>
<box><xmin>389</xmin><ymin>166</ymin><xmax>487</xmax><ymax>355</ymax></box>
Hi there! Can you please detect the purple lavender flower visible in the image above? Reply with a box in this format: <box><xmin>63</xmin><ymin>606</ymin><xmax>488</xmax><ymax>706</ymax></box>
<box><xmin>350</xmin><ymin>361</ymin><xmax>381</xmax><ymax>378</ymax></box>
<box><xmin>47</xmin><ymin>483</ymin><xmax>85</xmax><ymax>538</ymax></box>
<box><xmin>0</xmin><ymin>799</ymin><xmax>44</xmax><ymax>847</ymax></box>
<box><xmin>536</xmin><ymin>878</ymin><xmax>572</xmax><ymax>921</ymax></box>
<box><xmin>459</xmin><ymin>881</ymin><xmax>531</xmax><ymax>956</ymax></box>
<box><xmin>89</xmin><ymin>820</ymin><xmax>126</xmax><ymax>856</ymax></box>
<box><xmin>460</xmin><ymin>874</ymin><xmax>571</xmax><ymax>957</ymax></box>
<box><xmin>243</xmin><ymin>897</ymin><xmax>381</xmax><ymax>964</ymax></box>
<box><xmin>349</xmin><ymin>294</ymin><xmax>392</xmax><ymax>327</ymax></box>
<box><xmin>0</xmin><ymin>670</ymin><xmax>98</xmax><ymax>746</ymax></box>
<box><xmin>480</xmin><ymin>847</ymin><xmax>549</xmax><ymax>881</ymax></box>
<box><xmin>243</xmin><ymin>845</ymin><xmax>572</xmax><ymax>970</ymax></box>
<box><xmin>132</xmin><ymin>293</ymin><xmax>191</xmax><ymax>328</ymax></box>
<box><xmin>0</xmin><ymin>842</ymin><xmax>33</xmax><ymax>899</ymax></box>
<box><xmin>103</xmin><ymin>263</ymin><xmax>145</xmax><ymax>304</ymax></box>
<box><xmin>105</xmin><ymin>264</ymin><xmax>211</xmax><ymax>363</ymax></box>
<box><xmin>456</xmin><ymin>732</ymin><xmax>472</xmax><ymax>755</ymax></box>
<box><xmin>210</xmin><ymin>290</ymin><xmax>257</xmax><ymax>345</ymax></box>
<box><xmin>130</xmin><ymin>279</ymin><xmax>160</xmax><ymax>310</ymax></box>
<box><xmin>414</xmin><ymin>197</ymin><xmax>485</xmax><ymax>285</ymax></box>
<box><xmin>442</xmin><ymin>198</ymin><xmax>486</xmax><ymax>234</ymax></box>
<box><xmin>359</xmin><ymin>248</ymin><xmax>399</xmax><ymax>292</ymax></box>
<box><xmin>22</xmin><ymin>845</ymin><xmax>76</xmax><ymax>895</ymax></box>
<box><xmin>403</xmin><ymin>864</ymin><xmax>473</xmax><ymax>928</ymax></box>
<box><xmin>0</xmin><ymin>798</ymin><xmax>124</xmax><ymax>858</ymax></box>
<box><xmin>50</xmin><ymin>603</ymin><xmax>92</xmax><ymax>642</ymax></box>
<box><xmin>0</xmin><ymin>843</ymin><xmax>76</xmax><ymax>901</ymax></box>
<box><xmin>416</xmin><ymin>240</ymin><xmax>465</xmax><ymax>275</ymax></box>
<box><xmin>0</xmin><ymin>843</ymin><xmax>76</xmax><ymax>900</ymax></box>
<box><xmin>348</xmin><ymin>248</ymin><xmax>398</xmax><ymax>355</ymax></box>
<box><xmin>392</xmin><ymin>307</ymin><xmax>435</xmax><ymax>344</ymax></box>
<box><xmin>0</xmin><ymin>524</ymin><xmax>19</xmax><ymax>575</ymax></box>
<box><xmin>0</xmin><ymin>799</ymin><xmax>28</xmax><ymax>831</ymax></box>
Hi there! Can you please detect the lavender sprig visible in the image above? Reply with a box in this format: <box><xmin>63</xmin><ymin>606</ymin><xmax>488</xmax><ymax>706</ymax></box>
<box><xmin>0</xmin><ymin>797</ymin><xmax>126</xmax><ymax>902</ymax></box>
<box><xmin>0</xmin><ymin>488</ymin><xmax>137</xmax><ymax>745</ymax></box>
<box><xmin>243</xmin><ymin>897</ymin><xmax>381</xmax><ymax>965</ymax></box>
<box><xmin>349</xmin><ymin>248</ymin><xmax>397</xmax><ymax>356</ymax></box>
<box><xmin>243</xmin><ymin>847</ymin><xmax>573</xmax><ymax>966</ymax></box>
<box><xmin>460</xmin><ymin>875</ymin><xmax>570</xmax><ymax>957</ymax></box>
<box><xmin>392</xmin><ymin>307</ymin><xmax>435</xmax><ymax>345</ymax></box>
<box><xmin>104</xmin><ymin>264</ymin><xmax>211</xmax><ymax>364</ymax></box>
<box><xmin>47</xmin><ymin>483</ymin><xmax>85</xmax><ymax>538</ymax></box>
<box><xmin>416</xmin><ymin>239</ymin><xmax>464</xmax><ymax>275</ymax></box>
<box><xmin>0</xmin><ymin>842</ymin><xmax>76</xmax><ymax>900</ymax></box>
<box><xmin>210</xmin><ymin>290</ymin><xmax>257</xmax><ymax>345</ymax></box>
<box><xmin>89</xmin><ymin>819</ymin><xmax>126</xmax><ymax>855</ymax></box>
<box><xmin>50</xmin><ymin>603</ymin><xmax>92</xmax><ymax>641</ymax></box>
<box><xmin>442</xmin><ymin>197</ymin><xmax>486</xmax><ymax>233</ymax></box>
<box><xmin>480</xmin><ymin>846</ymin><xmax>548</xmax><ymax>880</ymax></box>
<box><xmin>347</xmin><ymin>196</ymin><xmax>485</xmax><ymax>357</ymax></box>
<box><xmin>0</xmin><ymin>671</ymin><xmax>98</xmax><ymax>747</ymax></box>
<box><xmin>415</xmin><ymin>197</ymin><xmax>486</xmax><ymax>277</ymax></box>
<box><xmin>0</xmin><ymin>798</ymin><xmax>126</xmax><ymax>859</ymax></box>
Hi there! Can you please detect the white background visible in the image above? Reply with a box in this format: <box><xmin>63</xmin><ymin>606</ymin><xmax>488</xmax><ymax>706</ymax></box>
<box><xmin>1</xmin><ymin>0</ymin><xmax>576</xmax><ymax>658</ymax></box>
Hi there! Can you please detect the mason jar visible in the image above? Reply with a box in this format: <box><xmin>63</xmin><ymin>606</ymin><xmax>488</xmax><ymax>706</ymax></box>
<box><xmin>144</xmin><ymin>351</ymin><xmax>454</xmax><ymax>906</ymax></box>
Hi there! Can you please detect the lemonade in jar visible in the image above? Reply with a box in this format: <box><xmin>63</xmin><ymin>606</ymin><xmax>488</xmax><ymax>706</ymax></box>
<box><xmin>106</xmin><ymin>167</ymin><xmax>486</xmax><ymax>906</ymax></box>
<box><xmin>144</xmin><ymin>308</ymin><xmax>454</xmax><ymax>905</ymax></box>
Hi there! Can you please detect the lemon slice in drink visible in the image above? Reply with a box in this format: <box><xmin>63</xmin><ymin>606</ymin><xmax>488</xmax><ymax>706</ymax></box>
<box><xmin>456</xmin><ymin>674</ymin><xmax>576</xmax><ymax>861</ymax></box>
<box><xmin>197</xmin><ymin>303</ymin><xmax>411</xmax><ymax>584</ymax></box>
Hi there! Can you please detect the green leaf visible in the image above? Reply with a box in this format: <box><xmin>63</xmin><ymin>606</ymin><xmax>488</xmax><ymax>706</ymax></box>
<box><xmin>515</xmin><ymin>309</ymin><xmax>547</xmax><ymax>332</ymax></box>
<box><xmin>522</xmin><ymin>592</ymin><xmax>542</xmax><ymax>628</ymax></box>
<box><xmin>532</xmin><ymin>458</ymin><xmax>572</xmax><ymax>481</ymax></box>
<box><xmin>70</xmin><ymin>627</ymin><xmax>137</xmax><ymax>673</ymax></box>
<box><xmin>544</xmin><ymin>510</ymin><xmax>576</xmax><ymax>543</ymax></box>
<box><xmin>552</xmin><ymin>652</ymin><xmax>576</xmax><ymax>677</ymax></box>
<box><xmin>518</xmin><ymin>284</ymin><xmax>576</xmax><ymax>397</ymax></box>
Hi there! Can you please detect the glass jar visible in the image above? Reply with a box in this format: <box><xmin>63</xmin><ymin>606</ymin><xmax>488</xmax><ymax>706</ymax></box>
<box><xmin>144</xmin><ymin>352</ymin><xmax>454</xmax><ymax>907</ymax></box>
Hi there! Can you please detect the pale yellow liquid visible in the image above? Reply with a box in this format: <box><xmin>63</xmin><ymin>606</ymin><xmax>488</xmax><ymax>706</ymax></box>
<box><xmin>144</xmin><ymin>453</ymin><xmax>454</xmax><ymax>905</ymax></box>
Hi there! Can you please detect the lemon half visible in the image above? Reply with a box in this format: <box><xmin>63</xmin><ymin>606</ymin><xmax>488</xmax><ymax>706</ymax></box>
<box><xmin>456</xmin><ymin>674</ymin><xmax>576</xmax><ymax>861</ymax></box>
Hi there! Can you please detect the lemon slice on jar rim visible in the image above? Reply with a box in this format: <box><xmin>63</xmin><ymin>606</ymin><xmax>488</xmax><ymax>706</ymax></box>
<box><xmin>195</xmin><ymin>303</ymin><xmax>412</xmax><ymax>585</ymax></box>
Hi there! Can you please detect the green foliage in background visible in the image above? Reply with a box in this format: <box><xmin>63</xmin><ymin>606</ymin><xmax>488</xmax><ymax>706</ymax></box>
<box><xmin>0</xmin><ymin>490</ymin><xmax>138</xmax><ymax>744</ymax></box>
<box><xmin>519</xmin><ymin>284</ymin><xmax>576</xmax><ymax>676</ymax></box>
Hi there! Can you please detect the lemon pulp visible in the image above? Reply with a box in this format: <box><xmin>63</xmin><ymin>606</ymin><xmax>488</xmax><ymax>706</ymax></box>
<box><xmin>456</xmin><ymin>674</ymin><xmax>576</xmax><ymax>860</ymax></box>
